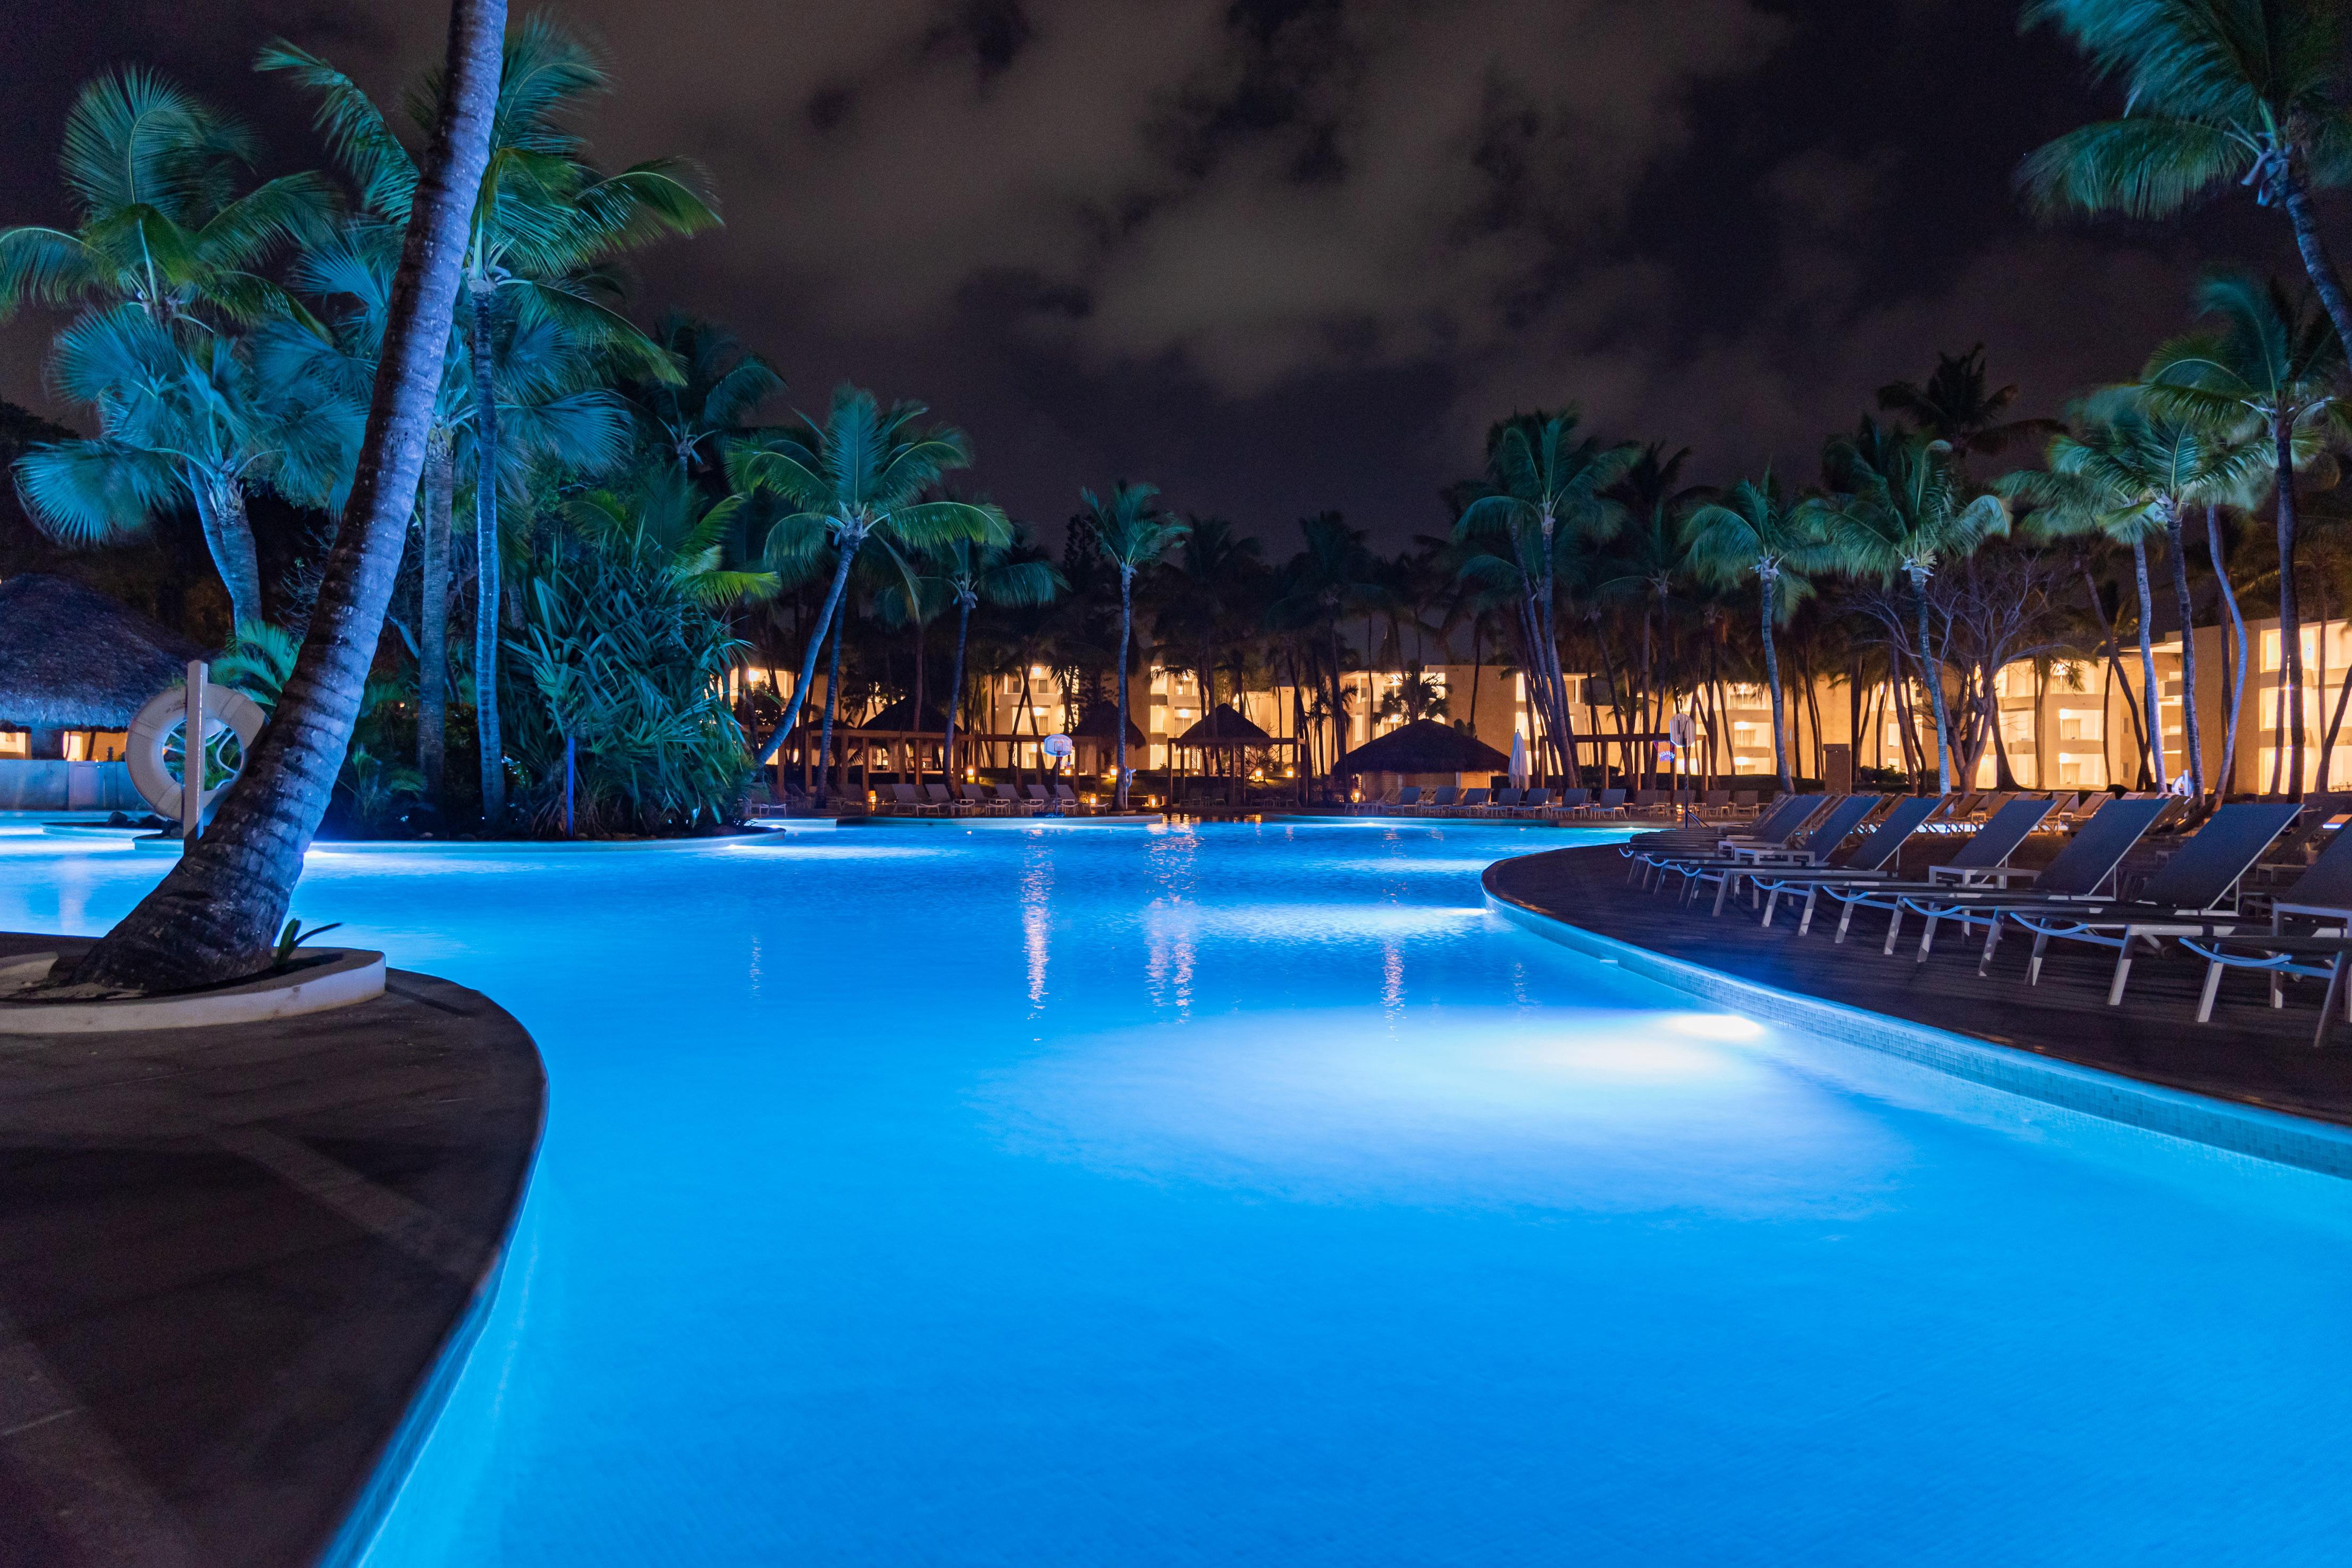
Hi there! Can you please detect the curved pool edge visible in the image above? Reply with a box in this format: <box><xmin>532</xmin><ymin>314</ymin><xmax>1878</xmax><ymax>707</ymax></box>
<box><xmin>1482</xmin><ymin>865</ymin><xmax>2352</xmax><ymax>1182</ymax></box>
<box><xmin>317</xmin><ymin>1133</ymin><xmax>542</xmax><ymax>1568</ymax></box>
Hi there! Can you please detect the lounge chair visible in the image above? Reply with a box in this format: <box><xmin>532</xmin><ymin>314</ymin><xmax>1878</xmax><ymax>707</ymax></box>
<box><xmin>1547</xmin><ymin>787</ymin><xmax>1592</xmax><ymax>818</ymax></box>
<box><xmin>1580</xmin><ymin>788</ymin><xmax>1628</xmax><ymax>820</ymax></box>
<box><xmin>1749</xmin><ymin>794</ymin><xmax>1950</xmax><ymax>933</ymax></box>
<box><xmin>1729</xmin><ymin>789</ymin><xmax>1760</xmax><ymax>818</ymax></box>
<box><xmin>1481</xmin><ymin>787</ymin><xmax>1523</xmax><ymax>818</ymax></box>
<box><xmin>1810</xmin><ymin>797</ymin><xmax>2058</xmax><ymax>949</ymax></box>
<box><xmin>1699</xmin><ymin>789</ymin><xmax>1733</xmax><ymax>822</ymax></box>
<box><xmin>1025</xmin><ymin>783</ymin><xmax>1054</xmax><ymax>813</ymax></box>
<box><xmin>1630</xmin><ymin>794</ymin><xmax>1835</xmax><ymax>897</ymax></box>
<box><xmin>1455</xmin><ymin>787</ymin><xmax>1491</xmax><ymax>815</ymax></box>
<box><xmin>1054</xmin><ymin>782</ymin><xmax>1087</xmax><ymax>814</ymax></box>
<box><xmin>1393</xmin><ymin>786</ymin><xmax>1423</xmax><ymax>814</ymax></box>
<box><xmin>1680</xmin><ymin>795</ymin><xmax>1884</xmax><ymax>916</ymax></box>
<box><xmin>1954</xmin><ymin>802</ymin><xmax>2300</xmax><ymax>999</ymax></box>
<box><xmin>2174</xmin><ymin>812</ymin><xmax>2352</xmax><ymax>1026</ymax></box>
<box><xmin>1422</xmin><ymin>786</ymin><xmax>1460</xmax><ymax>816</ymax></box>
<box><xmin>1512</xmin><ymin>788</ymin><xmax>1553</xmax><ymax>817</ymax></box>
<box><xmin>1889</xmin><ymin>798</ymin><xmax>2173</xmax><ymax>967</ymax></box>
<box><xmin>926</xmin><ymin>782</ymin><xmax>974</xmax><ymax>816</ymax></box>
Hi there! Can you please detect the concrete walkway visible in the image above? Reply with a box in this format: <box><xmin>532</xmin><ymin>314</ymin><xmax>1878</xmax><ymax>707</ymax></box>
<box><xmin>0</xmin><ymin>933</ymin><xmax>543</xmax><ymax>1568</ymax></box>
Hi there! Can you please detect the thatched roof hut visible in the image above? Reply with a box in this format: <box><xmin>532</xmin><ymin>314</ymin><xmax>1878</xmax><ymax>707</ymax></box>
<box><xmin>1170</xmin><ymin>703</ymin><xmax>1279</xmax><ymax>750</ymax></box>
<box><xmin>0</xmin><ymin>574</ymin><xmax>204</xmax><ymax>729</ymax></box>
<box><xmin>1337</xmin><ymin>718</ymin><xmax>1509</xmax><ymax>777</ymax></box>
<box><xmin>1069</xmin><ymin>704</ymin><xmax>1146</xmax><ymax>747</ymax></box>
<box><xmin>856</xmin><ymin>696</ymin><xmax>951</xmax><ymax>731</ymax></box>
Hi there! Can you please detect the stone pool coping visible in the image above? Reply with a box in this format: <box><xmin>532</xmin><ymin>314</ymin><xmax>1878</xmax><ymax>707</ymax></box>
<box><xmin>0</xmin><ymin>931</ymin><xmax>544</xmax><ymax>1567</ymax></box>
<box><xmin>1483</xmin><ymin>858</ymin><xmax>2352</xmax><ymax>1181</ymax></box>
<box><xmin>844</xmin><ymin>812</ymin><xmax>1167</xmax><ymax>830</ymax></box>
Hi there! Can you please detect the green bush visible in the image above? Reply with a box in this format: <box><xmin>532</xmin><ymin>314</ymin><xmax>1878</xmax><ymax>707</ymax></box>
<box><xmin>506</xmin><ymin>529</ymin><xmax>751</xmax><ymax>836</ymax></box>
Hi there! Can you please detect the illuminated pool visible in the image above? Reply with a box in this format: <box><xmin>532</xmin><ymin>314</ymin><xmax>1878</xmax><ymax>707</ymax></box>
<box><xmin>6</xmin><ymin>821</ymin><xmax>2350</xmax><ymax>1564</ymax></box>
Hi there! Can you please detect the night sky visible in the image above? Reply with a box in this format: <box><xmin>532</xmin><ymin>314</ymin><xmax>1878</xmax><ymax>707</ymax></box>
<box><xmin>0</xmin><ymin>0</ymin><xmax>2314</xmax><ymax>550</ymax></box>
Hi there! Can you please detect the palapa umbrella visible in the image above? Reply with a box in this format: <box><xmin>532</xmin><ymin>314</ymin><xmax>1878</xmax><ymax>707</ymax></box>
<box><xmin>1334</xmin><ymin>718</ymin><xmax>1510</xmax><ymax>778</ymax></box>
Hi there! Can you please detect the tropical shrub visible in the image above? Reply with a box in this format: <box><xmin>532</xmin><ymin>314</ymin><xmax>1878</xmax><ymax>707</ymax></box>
<box><xmin>507</xmin><ymin>527</ymin><xmax>751</xmax><ymax>836</ymax></box>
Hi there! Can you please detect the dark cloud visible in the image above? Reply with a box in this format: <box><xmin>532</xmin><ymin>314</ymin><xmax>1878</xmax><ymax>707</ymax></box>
<box><xmin>0</xmin><ymin>0</ymin><xmax>2327</xmax><ymax>549</ymax></box>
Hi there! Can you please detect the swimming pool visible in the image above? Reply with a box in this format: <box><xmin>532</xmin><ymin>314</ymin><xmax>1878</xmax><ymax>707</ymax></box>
<box><xmin>6</xmin><ymin>820</ymin><xmax>2351</xmax><ymax>1564</ymax></box>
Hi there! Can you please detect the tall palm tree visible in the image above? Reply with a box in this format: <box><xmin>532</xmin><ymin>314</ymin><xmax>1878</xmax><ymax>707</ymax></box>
<box><xmin>626</xmin><ymin>311</ymin><xmax>784</xmax><ymax>481</ymax></box>
<box><xmin>1084</xmin><ymin>482</ymin><xmax>1188</xmax><ymax>810</ymax></box>
<box><xmin>1811</xmin><ymin>423</ymin><xmax>2011</xmax><ymax>792</ymax></box>
<box><xmin>1876</xmin><ymin>344</ymin><xmax>2063</xmax><ymax>465</ymax></box>
<box><xmin>1455</xmin><ymin>409</ymin><xmax>1637</xmax><ymax>783</ymax></box>
<box><xmin>723</xmin><ymin>385</ymin><xmax>1003</xmax><ymax>804</ymax></box>
<box><xmin>935</xmin><ymin>533</ymin><xmax>1063</xmax><ymax>781</ymax></box>
<box><xmin>0</xmin><ymin>68</ymin><xmax>332</xmax><ymax>327</ymax></box>
<box><xmin>1165</xmin><ymin>515</ymin><xmax>1264</xmax><ymax>724</ymax></box>
<box><xmin>65</xmin><ymin>0</ymin><xmax>508</xmax><ymax>994</ymax></box>
<box><xmin>2020</xmin><ymin>0</ymin><xmax>2352</xmax><ymax>359</ymax></box>
<box><xmin>2144</xmin><ymin>272</ymin><xmax>2345</xmax><ymax>794</ymax></box>
<box><xmin>2010</xmin><ymin>389</ymin><xmax>2269</xmax><ymax>795</ymax></box>
<box><xmin>263</xmin><ymin>18</ymin><xmax>717</xmax><ymax>826</ymax></box>
<box><xmin>1682</xmin><ymin>473</ymin><xmax>1826</xmax><ymax>794</ymax></box>
<box><xmin>1270</xmin><ymin>511</ymin><xmax>1379</xmax><ymax>789</ymax></box>
<box><xmin>1597</xmin><ymin>446</ymin><xmax>1701</xmax><ymax>787</ymax></box>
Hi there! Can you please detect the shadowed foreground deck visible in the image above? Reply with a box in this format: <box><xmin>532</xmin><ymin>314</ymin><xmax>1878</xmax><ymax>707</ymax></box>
<box><xmin>0</xmin><ymin>933</ymin><xmax>544</xmax><ymax>1568</ymax></box>
<box><xmin>1488</xmin><ymin>842</ymin><xmax>2352</xmax><ymax>1128</ymax></box>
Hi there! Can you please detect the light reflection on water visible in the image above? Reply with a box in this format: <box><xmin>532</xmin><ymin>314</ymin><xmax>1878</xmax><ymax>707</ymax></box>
<box><xmin>3</xmin><ymin>821</ymin><xmax>2351</xmax><ymax>1565</ymax></box>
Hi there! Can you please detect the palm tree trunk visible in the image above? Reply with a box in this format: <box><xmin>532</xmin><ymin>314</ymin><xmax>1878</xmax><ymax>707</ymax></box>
<box><xmin>418</xmin><ymin>431</ymin><xmax>452</xmax><ymax>807</ymax></box>
<box><xmin>817</xmin><ymin>606</ymin><xmax>846</xmax><ymax>808</ymax></box>
<box><xmin>1760</xmin><ymin>575</ymin><xmax>1790</xmax><ymax>794</ymax></box>
<box><xmin>2079</xmin><ymin>564</ymin><xmax>2149</xmax><ymax>775</ymax></box>
<box><xmin>1326</xmin><ymin>618</ymin><xmax>1346</xmax><ymax>793</ymax></box>
<box><xmin>465</xmin><ymin>283</ymin><xmax>505</xmax><ymax>827</ymax></box>
<box><xmin>190</xmin><ymin>474</ymin><xmax>265</xmax><ymax>629</ymax></box>
<box><xmin>65</xmin><ymin>0</ymin><xmax>505</xmax><ymax>993</ymax></box>
<box><xmin>1115</xmin><ymin>568</ymin><xmax>1135</xmax><ymax>810</ymax></box>
<box><xmin>945</xmin><ymin>596</ymin><xmax>971</xmax><ymax>787</ymax></box>
<box><xmin>2281</xmin><ymin>171</ymin><xmax>2352</xmax><ymax>366</ymax></box>
<box><xmin>2211</xmin><ymin>505</ymin><xmax>2248</xmax><ymax>804</ymax></box>
<box><xmin>1912</xmin><ymin>571</ymin><xmax>1952</xmax><ymax>793</ymax></box>
<box><xmin>2276</xmin><ymin>415</ymin><xmax>2307</xmax><ymax>799</ymax></box>
<box><xmin>761</xmin><ymin>534</ymin><xmax>858</xmax><ymax>765</ymax></box>
<box><xmin>2130</xmin><ymin>536</ymin><xmax>2167</xmax><ymax>788</ymax></box>
<box><xmin>2164</xmin><ymin>515</ymin><xmax>2204</xmax><ymax>797</ymax></box>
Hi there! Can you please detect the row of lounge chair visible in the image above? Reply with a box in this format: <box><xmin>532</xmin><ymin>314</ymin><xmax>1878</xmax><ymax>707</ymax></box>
<box><xmin>1354</xmin><ymin>786</ymin><xmax>1686</xmax><ymax>820</ymax></box>
<box><xmin>871</xmin><ymin>781</ymin><xmax>1093</xmax><ymax>816</ymax></box>
<box><xmin>1625</xmin><ymin>790</ymin><xmax>2352</xmax><ymax>1044</ymax></box>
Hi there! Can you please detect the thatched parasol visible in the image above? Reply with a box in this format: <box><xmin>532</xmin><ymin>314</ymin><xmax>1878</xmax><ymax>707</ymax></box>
<box><xmin>1336</xmin><ymin>718</ymin><xmax>1510</xmax><ymax>776</ymax></box>
<box><xmin>1171</xmin><ymin>703</ymin><xmax>1278</xmax><ymax>749</ymax></box>
<box><xmin>856</xmin><ymin>696</ymin><xmax>952</xmax><ymax>731</ymax></box>
<box><xmin>1069</xmin><ymin>704</ymin><xmax>1146</xmax><ymax>747</ymax></box>
<box><xmin>0</xmin><ymin>574</ymin><xmax>205</xmax><ymax>729</ymax></box>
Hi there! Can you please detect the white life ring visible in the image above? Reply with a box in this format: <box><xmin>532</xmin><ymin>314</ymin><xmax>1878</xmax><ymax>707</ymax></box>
<box><xmin>127</xmin><ymin>683</ymin><xmax>268</xmax><ymax>821</ymax></box>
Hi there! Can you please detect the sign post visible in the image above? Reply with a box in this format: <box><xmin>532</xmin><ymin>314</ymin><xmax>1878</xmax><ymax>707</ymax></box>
<box><xmin>182</xmin><ymin>661</ymin><xmax>207</xmax><ymax>844</ymax></box>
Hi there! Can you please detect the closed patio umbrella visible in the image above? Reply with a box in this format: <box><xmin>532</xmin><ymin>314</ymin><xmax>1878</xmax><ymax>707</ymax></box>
<box><xmin>1509</xmin><ymin>732</ymin><xmax>1530</xmax><ymax>787</ymax></box>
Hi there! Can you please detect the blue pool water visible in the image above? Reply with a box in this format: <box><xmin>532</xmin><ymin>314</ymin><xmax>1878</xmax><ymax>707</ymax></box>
<box><xmin>6</xmin><ymin>820</ymin><xmax>2352</xmax><ymax>1564</ymax></box>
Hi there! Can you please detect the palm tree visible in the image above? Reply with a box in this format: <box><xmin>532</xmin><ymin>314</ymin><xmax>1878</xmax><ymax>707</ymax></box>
<box><xmin>1683</xmin><ymin>473</ymin><xmax>1826</xmax><ymax>793</ymax></box>
<box><xmin>935</xmin><ymin>534</ymin><xmax>1063</xmax><ymax>782</ymax></box>
<box><xmin>2144</xmin><ymin>272</ymin><xmax>2345</xmax><ymax>794</ymax></box>
<box><xmin>627</xmin><ymin>311</ymin><xmax>784</xmax><ymax>481</ymax></box>
<box><xmin>1597</xmin><ymin>446</ymin><xmax>1701</xmax><ymax>787</ymax></box>
<box><xmin>2011</xmin><ymin>389</ymin><xmax>2269</xmax><ymax>795</ymax></box>
<box><xmin>1084</xmin><ymin>482</ymin><xmax>1188</xmax><ymax>810</ymax></box>
<box><xmin>1455</xmin><ymin>409</ymin><xmax>1637</xmax><ymax>782</ymax></box>
<box><xmin>17</xmin><ymin>304</ymin><xmax>360</xmax><ymax>626</ymax></box>
<box><xmin>2020</xmin><ymin>0</ymin><xmax>2352</xmax><ymax>359</ymax></box>
<box><xmin>1165</xmin><ymin>515</ymin><xmax>1264</xmax><ymax>724</ymax></box>
<box><xmin>1876</xmin><ymin>345</ymin><xmax>2063</xmax><ymax>465</ymax></box>
<box><xmin>0</xmin><ymin>68</ymin><xmax>332</xmax><ymax>327</ymax></box>
<box><xmin>64</xmin><ymin>0</ymin><xmax>507</xmax><ymax>994</ymax></box>
<box><xmin>722</xmin><ymin>385</ymin><xmax>1002</xmax><ymax>805</ymax></box>
<box><xmin>1811</xmin><ymin>424</ymin><xmax>2011</xmax><ymax>793</ymax></box>
<box><xmin>263</xmin><ymin>18</ymin><xmax>718</xmax><ymax>826</ymax></box>
<box><xmin>1270</xmin><ymin>511</ymin><xmax>1379</xmax><ymax>789</ymax></box>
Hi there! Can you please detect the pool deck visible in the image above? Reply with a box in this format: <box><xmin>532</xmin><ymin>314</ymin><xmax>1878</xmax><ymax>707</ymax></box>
<box><xmin>0</xmin><ymin>933</ymin><xmax>544</xmax><ymax>1568</ymax></box>
<box><xmin>1488</xmin><ymin>841</ymin><xmax>2352</xmax><ymax>1133</ymax></box>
